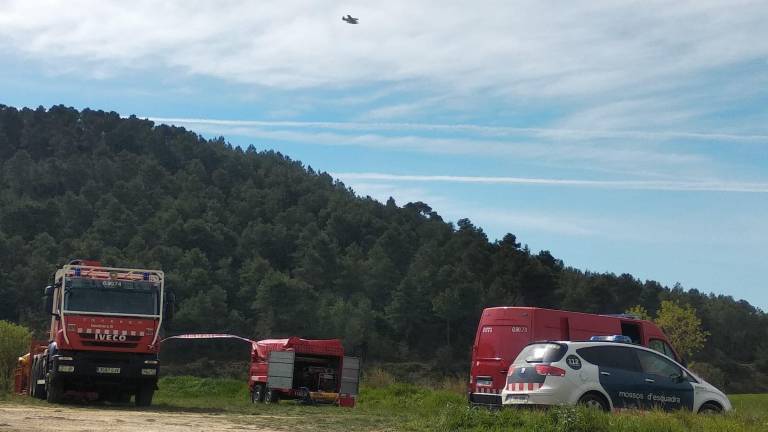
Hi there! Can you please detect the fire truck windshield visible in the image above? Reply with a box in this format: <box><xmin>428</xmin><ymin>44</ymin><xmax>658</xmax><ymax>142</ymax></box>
<box><xmin>63</xmin><ymin>278</ymin><xmax>160</xmax><ymax>316</ymax></box>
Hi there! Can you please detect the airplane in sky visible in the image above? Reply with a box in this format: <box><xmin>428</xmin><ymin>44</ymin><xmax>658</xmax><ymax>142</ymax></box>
<box><xmin>342</xmin><ymin>14</ymin><xmax>359</xmax><ymax>24</ymax></box>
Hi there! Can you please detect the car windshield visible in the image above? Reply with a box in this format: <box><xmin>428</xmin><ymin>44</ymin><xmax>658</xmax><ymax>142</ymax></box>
<box><xmin>518</xmin><ymin>343</ymin><xmax>567</xmax><ymax>364</ymax></box>
<box><xmin>63</xmin><ymin>277</ymin><xmax>160</xmax><ymax>316</ymax></box>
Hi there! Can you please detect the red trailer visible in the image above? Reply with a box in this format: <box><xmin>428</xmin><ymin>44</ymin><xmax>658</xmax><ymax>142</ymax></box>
<box><xmin>248</xmin><ymin>337</ymin><xmax>360</xmax><ymax>407</ymax></box>
<box><xmin>468</xmin><ymin>307</ymin><xmax>680</xmax><ymax>406</ymax></box>
<box><xmin>13</xmin><ymin>340</ymin><xmax>47</xmax><ymax>396</ymax></box>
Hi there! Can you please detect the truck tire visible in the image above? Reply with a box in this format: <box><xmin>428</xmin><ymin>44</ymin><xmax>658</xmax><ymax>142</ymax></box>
<box><xmin>264</xmin><ymin>388</ymin><xmax>280</xmax><ymax>404</ymax></box>
<box><xmin>135</xmin><ymin>384</ymin><xmax>155</xmax><ymax>407</ymax></box>
<box><xmin>46</xmin><ymin>377</ymin><xmax>64</xmax><ymax>404</ymax></box>
<box><xmin>32</xmin><ymin>358</ymin><xmax>47</xmax><ymax>400</ymax></box>
<box><xmin>251</xmin><ymin>384</ymin><xmax>265</xmax><ymax>403</ymax></box>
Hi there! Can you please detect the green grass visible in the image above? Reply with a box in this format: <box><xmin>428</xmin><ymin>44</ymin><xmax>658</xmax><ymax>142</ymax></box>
<box><xmin>4</xmin><ymin>377</ymin><xmax>767</xmax><ymax>431</ymax></box>
<box><xmin>150</xmin><ymin>376</ymin><xmax>768</xmax><ymax>431</ymax></box>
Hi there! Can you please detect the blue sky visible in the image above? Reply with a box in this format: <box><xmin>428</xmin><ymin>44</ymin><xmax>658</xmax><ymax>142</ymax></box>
<box><xmin>1</xmin><ymin>1</ymin><xmax>766</xmax><ymax>310</ymax></box>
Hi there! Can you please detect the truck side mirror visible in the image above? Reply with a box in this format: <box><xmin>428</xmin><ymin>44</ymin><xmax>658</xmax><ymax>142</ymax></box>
<box><xmin>43</xmin><ymin>285</ymin><xmax>54</xmax><ymax>315</ymax></box>
<box><xmin>164</xmin><ymin>291</ymin><xmax>176</xmax><ymax>322</ymax></box>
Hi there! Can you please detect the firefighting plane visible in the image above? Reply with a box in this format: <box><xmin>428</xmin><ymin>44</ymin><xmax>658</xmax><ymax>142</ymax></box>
<box><xmin>342</xmin><ymin>14</ymin><xmax>359</xmax><ymax>24</ymax></box>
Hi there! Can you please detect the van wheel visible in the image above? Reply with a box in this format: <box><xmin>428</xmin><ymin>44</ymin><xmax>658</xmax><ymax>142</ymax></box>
<box><xmin>698</xmin><ymin>402</ymin><xmax>722</xmax><ymax>414</ymax></box>
<box><xmin>251</xmin><ymin>384</ymin><xmax>265</xmax><ymax>403</ymax></box>
<box><xmin>264</xmin><ymin>388</ymin><xmax>279</xmax><ymax>404</ymax></box>
<box><xmin>578</xmin><ymin>393</ymin><xmax>609</xmax><ymax>411</ymax></box>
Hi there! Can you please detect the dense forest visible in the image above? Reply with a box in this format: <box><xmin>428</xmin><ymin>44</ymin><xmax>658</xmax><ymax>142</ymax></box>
<box><xmin>1</xmin><ymin>105</ymin><xmax>766</xmax><ymax>391</ymax></box>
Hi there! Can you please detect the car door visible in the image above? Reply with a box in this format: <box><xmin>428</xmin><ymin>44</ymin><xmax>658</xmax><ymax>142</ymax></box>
<box><xmin>635</xmin><ymin>348</ymin><xmax>694</xmax><ymax>411</ymax></box>
<box><xmin>576</xmin><ymin>345</ymin><xmax>645</xmax><ymax>409</ymax></box>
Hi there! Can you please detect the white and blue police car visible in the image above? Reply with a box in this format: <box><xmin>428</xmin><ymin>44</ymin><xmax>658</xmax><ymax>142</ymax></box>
<box><xmin>501</xmin><ymin>336</ymin><xmax>731</xmax><ymax>413</ymax></box>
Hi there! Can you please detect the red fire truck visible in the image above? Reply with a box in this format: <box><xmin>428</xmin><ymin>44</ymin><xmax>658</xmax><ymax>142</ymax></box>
<box><xmin>248</xmin><ymin>337</ymin><xmax>360</xmax><ymax>407</ymax></box>
<box><xmin>468</xmin><ymin>307</ymin><xmax>680</xmax><ymax>406</ymax></box>
<box><xmin>19</xmin><ymin>260</ymin><xmax>171</xmax><ymax>406</ymax></box>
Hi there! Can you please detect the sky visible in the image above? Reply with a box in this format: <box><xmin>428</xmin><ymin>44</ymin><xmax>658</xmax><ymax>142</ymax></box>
<box><xmin>0</xmin><ymin>1</ymin><xmax>766</xmax><ymax>310</ymax></box>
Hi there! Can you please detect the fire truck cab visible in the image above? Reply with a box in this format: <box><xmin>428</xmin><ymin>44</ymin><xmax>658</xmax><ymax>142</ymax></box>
<box><xmin>468</xmin><ymin>307</ymin><xmax>679</xmax><ymax>407</ymax></box>
<box><xmin>27</xmin><ymin>260</ymin><xmax>171</xmax><ymax>406</ymax></box>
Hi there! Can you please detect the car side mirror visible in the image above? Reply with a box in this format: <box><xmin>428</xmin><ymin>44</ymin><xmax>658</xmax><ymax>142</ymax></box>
<box><xmin>672</xmin><ymin>373</ymin><xmax>685</xmax><ymax>383</ymax></box>
<box><xmin>43</xmin><ymin>285</ymin><xmax>54</xmax><ymax>315</ymax></box>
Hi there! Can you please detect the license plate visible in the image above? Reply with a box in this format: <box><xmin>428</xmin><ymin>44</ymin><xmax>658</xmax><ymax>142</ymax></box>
<box><xmin>97</xmin><ymin>367</ymin><xmax>121</xmax><ymax>374</ymax></box>
<box><xmin>507</xmin><ymin>394</ymin><xmax>529</xmax><ymax>403</ymax></box>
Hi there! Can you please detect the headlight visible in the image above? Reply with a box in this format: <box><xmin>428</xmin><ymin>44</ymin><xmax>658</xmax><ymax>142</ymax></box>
<box><xmin>141</xmin><ymin>368</ymin><xmax>157</xmax><ymax>376</ymax></box>
<box><xmin>58</xmin><ymin>356</ymin><xmax>74</xmax><ymax>361</ymax></box>
<box><xmin>58</xmin><ymin>365</ymin><xmax>75</xmax><ymax>372</ymax></box>
<box><xmin>144</xmin><ymin>360</ymin><xmax>159</xmax><ymax>365</ymax></box>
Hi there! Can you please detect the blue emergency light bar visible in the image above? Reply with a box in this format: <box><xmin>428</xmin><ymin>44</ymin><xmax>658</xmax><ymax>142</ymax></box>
<box><xmin>590</xmin><ymin>335</ymin><xmax>633</xmax><ymax>344</ymax></box>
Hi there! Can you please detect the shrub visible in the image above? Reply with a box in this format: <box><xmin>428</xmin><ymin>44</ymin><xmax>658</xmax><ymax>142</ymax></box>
<box><xmin>0</xmin><ymin>320</ymin><xmax>31</xmax><ymax>393</ymax></box>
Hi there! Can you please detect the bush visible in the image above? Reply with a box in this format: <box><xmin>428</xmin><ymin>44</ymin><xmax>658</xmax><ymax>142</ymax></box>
<box><xmin>0</xmin><ymin>320</ymin><xmax>31</xmax><ymax>393</ymax></box>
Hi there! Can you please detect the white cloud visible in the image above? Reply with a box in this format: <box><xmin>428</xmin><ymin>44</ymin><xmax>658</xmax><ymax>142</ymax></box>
<box><xmin>2</xmin><ymin>0</ymin><xmax>768</xmax><ymax>99</ymax></box>
<box><xmin>332</xmin><ymin>172</ymin><xmax>768</xmax><ymax>193</ymax></box>
<box><xmin>147</xmin><ymin>117</ymin><xmax>768</xmax><ymax>143</ymax></box>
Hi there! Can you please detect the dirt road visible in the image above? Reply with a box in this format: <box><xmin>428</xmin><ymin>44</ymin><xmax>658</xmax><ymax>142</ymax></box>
<box><xmin>0</xmin><ymin>403</ymin><xmax>282</xmax><ymax>432</ymax></box>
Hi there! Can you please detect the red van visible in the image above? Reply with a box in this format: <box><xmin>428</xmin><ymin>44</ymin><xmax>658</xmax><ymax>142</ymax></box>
<box><xmin>468</xmin><ymin>307</ymin><xmax>679</xmax><ymax>406</ymax></box>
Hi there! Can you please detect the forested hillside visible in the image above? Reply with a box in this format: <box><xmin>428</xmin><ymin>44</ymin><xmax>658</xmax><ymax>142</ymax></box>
<box><xmin>1</xmin><ymin>105</ymin><xmax>766</xmax><ymax>391</ymax></box>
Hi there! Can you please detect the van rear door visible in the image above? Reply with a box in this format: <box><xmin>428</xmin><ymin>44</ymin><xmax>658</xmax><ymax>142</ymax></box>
<box><xmin>473</xmin><ymin>324</ymin><xmax>531</xmax><ymax>395</ymax></box>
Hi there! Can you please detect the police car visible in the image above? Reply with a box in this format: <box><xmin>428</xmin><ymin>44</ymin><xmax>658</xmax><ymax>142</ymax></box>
<box><xmin>501</xmin><ymin>336</ymin><xmax>731</xmax><ymax>413</ymax></box>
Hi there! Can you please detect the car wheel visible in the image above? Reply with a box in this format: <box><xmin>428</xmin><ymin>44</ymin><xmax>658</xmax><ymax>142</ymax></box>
<box><xmin>578</xmin><ymin>393</ymin><xmax>609</xmax><ymax>411</ymax></box>
<box><xmin>251</xmin><ymin>384</ymin><xmax>265</xmax><ymax>403</ymax></box>
<box><xmin>698</xmin><ymin>402</ymin><xmax>722</xmax><ymax>414</ymax></box>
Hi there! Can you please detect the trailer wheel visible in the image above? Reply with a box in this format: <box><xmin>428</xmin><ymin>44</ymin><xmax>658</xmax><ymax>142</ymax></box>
<box><xmin>264</xmin><ymin>388</ymin><xmax>280</xmax><ymax>404</ymax></box>
<box><xmin>251</xmin><ymin>384</ymin><xmax>265</xmax><ymax>403</ymax></box>
<box><xmin>46</xmin><ymin>377</ymin><xmax>64</xmax><ymax>404</ymax></box>
<box><xmin>135</xmin><ymin>384</ymin><xmax>155</xmax><ymax>407</ymax></box>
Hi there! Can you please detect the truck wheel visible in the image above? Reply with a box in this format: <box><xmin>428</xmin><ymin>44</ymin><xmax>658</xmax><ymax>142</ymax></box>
<box><xmin>135</xmin><ymin>384</ymin><xmax>155</xmax><ymax>407</ymax></box>
<box><xmin>46</xmin><ymin>378</ymin><xmax>64</xmax><ymax>404</ymax></box>
<box><xmin>264</xmin><ymin>388</ymin><xmax>279</xmax><ymax>404</ymax></box>
<box><xmin>251</xmin><ymin>384</ymin><xmax>265</xmax><ymax>403</ymax></box>
<box><xmin>32</xmin><ymin>358</ymin><xmax>47</xmax><ymax>400</ymax></box>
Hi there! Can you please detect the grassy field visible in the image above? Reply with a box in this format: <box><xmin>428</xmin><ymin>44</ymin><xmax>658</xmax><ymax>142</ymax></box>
<box><xmin>4</xmin><ymin>376</ymin><xmax>768</xmax><ymax>431</ymax></box>
<box><xmin>153</xmin><ymin>375</ymin><xmax>767</xmax><ymax>432</ymax></box>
